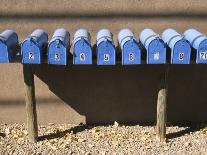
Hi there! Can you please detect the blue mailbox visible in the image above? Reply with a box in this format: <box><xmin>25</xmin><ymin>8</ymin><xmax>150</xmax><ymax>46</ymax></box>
<box><xmin>162</xmin><ymin>28</ymin><xmax>191</xmax><ymax>64</ymax></box>
<box><xmin>0</xmin><ymin>29</ymin><xmax>19</xmax><ymax>63</ymax></box>
<box><xmin>21</xmin><ymin>29</ymin><xmax>48</xmax><ymax>64</ymax></box>
<box><xmin>184</xmin><ymin>29</ymin><xmax>207</xmax><ymax>64</ymax></box>
<box><xmin>48</xmin><ymin>28</ymin><xmax>70</xmax><ymax>65</ymax></box>
<box><xmin>118</xmin><ymin>28</ymin><xmax>141</xmax><ymax>65</ymax></box>
<box><xmin>96</xmin><ymin>29</ymin><xmax>116</xmax><ymax>65</ymax></box>
<box><xmin>139</xmin><ymin>28</ymin><xmax>166</xmax><ymax>64</ymax></box>
<box><xmin>73</xmin><ymin>29</ymin><xmax>92</xmax><ymax>64</ymax></box>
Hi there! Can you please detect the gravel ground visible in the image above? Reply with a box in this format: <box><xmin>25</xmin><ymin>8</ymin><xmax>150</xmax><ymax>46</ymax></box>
<box><xmin>0</xmin><ymin>123</ymin><xmax>206</xmax><ymax>155</ymax></box>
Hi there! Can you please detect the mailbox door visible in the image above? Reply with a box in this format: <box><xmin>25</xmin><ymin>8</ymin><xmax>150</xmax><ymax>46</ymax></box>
<box><xmin>197</xmin><ymin>39</ymin><xmax>207</xmax><ymax>63</ymax></box>
<box><xmin>0</xmin><ymin>42</ymin><xmax>9</xmax><ymax>63</ymax></box>
<box><xmin>147</xmin><ymin>39</ymin><xmax>166</xmax><ymax>64</ymax></box>
<box><xmin>172</xmin><ymin>40</ymin><xmax>191</xmax><ymax>64</ymax></box>
<box><xmin>22</xmin><ymin>41</ymin><xmax>41</xmax><ymax>64</ymax></box>
<box><xmin>97</xmin><ymin>41</ymin><xmax>115</xmax><ymax>65</ymax></box>
<box><xmin>122</xmin><ymin>40</ymin><xmax>141</xmax><ymax>65</ymax></box>
<box><xmin>48</xmin><ymin>41</ymin><xmax>67</xmax><ymax>65</ymax></box>
<box><xmin>73</xmin><ymin>39</ymin><xmax>92</xmax><ymax>64</ymax></box>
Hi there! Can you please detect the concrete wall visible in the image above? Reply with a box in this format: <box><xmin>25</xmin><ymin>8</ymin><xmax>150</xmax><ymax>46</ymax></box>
<box><xmin>0</xmin><ymin>0</ymin><xmax>207</xmax><ymax>124</ymax></box>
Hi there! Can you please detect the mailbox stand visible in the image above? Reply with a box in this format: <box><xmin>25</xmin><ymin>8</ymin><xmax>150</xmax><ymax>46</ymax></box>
<box><xmin>23</xmin><ymin>64</ymin><xmax>38</xmax><ymax>142</ymax></box>
<box><xmin>156</xmin><ymin>64</ymin><xmax>169</xmax><ymax>142</ymax></box>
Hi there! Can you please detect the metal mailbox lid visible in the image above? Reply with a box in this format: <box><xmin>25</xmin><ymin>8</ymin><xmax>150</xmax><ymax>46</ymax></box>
<box><xmin>0</xmin><ymin>29</ymin><xmax>18</xmax><ymax>48</ymax></box>
<box><xmin>48</xmin><ymin>28</ymin><xmax>70</xmax><ymax>65</ymax></box>
<box><xmin>118</xmin><ymin>28</ymin><xmax>134</xmax><ymax>50</ymax></box>
<box><xmin>49</xmin><ymin>28</ymin><xmax>70</xmax><ymax>47</ymax></box>
<box><xmin>74</xmin><ymin>28</ymin><xmax>91</xmax><ymax>45</ymax></box>
<box><xmin>147</xmin><ymin>38</ymin><xmax>166</xmax><ymax>64</ymax></box>
<box><xmin>0</xmin><ymin>29</ymin><xmax>19</xmax><ymax>63</ymax></box>
<box><xmin>162</xmin><ymin>28</ymin><xmax>191</xmax><ymax>64</ymax></box>
<box><xmin>118</xmin><ymin>28</ymin><xmax>141</xmax><ymax>65</ymax></box>
<box><xmin>184</xmin><ymin>29</ymin><xmax>205</xmax><ymax>49</ymax></box>
<box><xmin>171</xmin><ymin>39</ymin><xmax>191</xmax><ymax>64</ymax></box>
<box><xmin>96</xmin><ymin>29</ymin><xmax>115</xmax><ymax>65</ymax></box>
<box><xmin>139</xmin><ymin>28</ymin><xmax>158</xmax><ymax>50</ymax></box>
<box><xmin>29</xmin><ymin>29</ymin><xmax>48</xmax><ymax>48</ymax></box>
<box><xmin>96</xmin><ymin>29</ymin><xmax>114</xmax><ymax>46</ymax></box>
<box><xmin>139</xmin><ymin>28</ymin><xmax>166</xmax><ymax>64</ymax></box>
<box><xmin>184</xmin><ymin>28</ymin><xmax>207</xmax><ymax>63</ymax></box>
<box><xmin>73</xmin><ymin>29</ymin><xmax>92</xmax><ymax>65</ymax></box>
<box><xmin>21</xmin><ymin>29</ymin><xmax>48</xmax><ymax>64</ymax></box>
<box><xmin>122</xmin><ymin>39</ymin><xmax>141</xmax><ymax>65</ymax></box>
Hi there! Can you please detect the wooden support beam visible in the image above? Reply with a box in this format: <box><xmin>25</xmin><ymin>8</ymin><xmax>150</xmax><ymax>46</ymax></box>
<box><xmin>156</xmin><ymin>64</ymin><xmax>169</xmax><ymax>142</ymax></box>
<box><xmin>23</xmin><ymin>64</ymin><xmax>38</xmax><ymax>143</ymax></box>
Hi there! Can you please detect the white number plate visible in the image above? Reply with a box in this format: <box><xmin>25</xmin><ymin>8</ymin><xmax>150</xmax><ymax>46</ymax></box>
<box><xmin>200</xmin><ymin>52</ymin><xmax>207</xmax><ymax>60</ymax></box>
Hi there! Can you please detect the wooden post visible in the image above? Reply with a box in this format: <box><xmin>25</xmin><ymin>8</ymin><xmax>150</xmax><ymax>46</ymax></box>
<box><xmin>23</xmin><ymin>64</ymin><xmax>38</xmax><ymax>142</ymax></box>
<box><xmin>156</xmin><ymin>64</ymin><xmax>169</xmax><ymax>142</ymax></box>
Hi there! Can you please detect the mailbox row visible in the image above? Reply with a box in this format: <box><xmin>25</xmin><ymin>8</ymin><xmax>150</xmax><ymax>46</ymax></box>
<box><xmin>0</xmin><ymin>28</ymin><xmax>207</xmax><ymax>65</ymax></box>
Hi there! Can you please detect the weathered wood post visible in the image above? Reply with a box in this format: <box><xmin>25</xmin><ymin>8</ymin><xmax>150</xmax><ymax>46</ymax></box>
<box><xmin>156</xmin><ymin>64</ymin><xmax>169</xmax><ymax>142</ymax></box>
<box><xmin>23</xmin><ymin>64</ymin><xmax>38</xmax><ymax>142</ymax></box>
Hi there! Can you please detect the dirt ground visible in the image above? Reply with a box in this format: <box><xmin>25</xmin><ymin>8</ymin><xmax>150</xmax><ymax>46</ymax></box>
<box><xmin>0</xmin><ymin>123</ymin><xmax>207</xmax><ymax>154</ymax></box>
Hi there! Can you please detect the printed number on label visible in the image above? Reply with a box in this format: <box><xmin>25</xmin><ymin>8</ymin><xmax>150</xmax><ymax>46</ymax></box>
<box><xmin>29</xmin><ymin>52</ymin><xmax>34</xmax><ymax>60</ymax></box>
<box><xmin>104</xmin><ymin>54</ymin><xmax>110</xmax><ymax>61</ymax></box>
<box><xmin>200</xmin><ymin>52</ymin><xmax>207</xmax><ymax>60</ymax></box>
<box><xmin>153</xmin><ymin>52</ymin><xmax>160</xmax><ymax>60</ymax></box>
<box><xmin>80</xmin><ymin>53</ymin><xmax>85</xmax><ymax>61</ymax></box>
<box><xmin>54</xmin><ymin>53</ymin><xmax>60</xmax><ymax>61</ymax></box>
<box><xmin>129</xmin><ymin>53</ymin><xmax>135</xmax><ymax>61</ymax></box>
<box><xmin>179</xmin><ymin>53</ymin><xmax>184</xmax><ymax>60</ymax></box>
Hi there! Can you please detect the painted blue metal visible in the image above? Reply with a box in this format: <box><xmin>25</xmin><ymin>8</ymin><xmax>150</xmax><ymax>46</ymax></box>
<box><xmin>73</xmin><ymin>29</ymin><xmax>92</xmax><ymax>64</ymax></box>
<box><xmin>0</xmin><ymin>29</ymin><xmax>19</xmax><ymax>63</ymax></box>
<box><xmin>118</xmin><ymin>28</ymin><xmax>141</xmax><ymax>65</ymax></box>
<box><xmin>162</xmin><ymin>28</ymin><xmax>191</xmax><ymax>64</ymax></box>
<box><xmin>96</xmin><ymin>29</ymin><xmax>115</xmax><ymax>65</ymax></box>
<box><xmin>21</xmin><ymin>29</ymin><xmax>48</xmax><ymax>64</ymax></box>
<box><xmin>48</xmin><ymin>28</ymin><xmax>70</xmax><ymax>65</ymax></box>
<box><xmin>184</xmin><ymin>28</ymin><xmax>207</xmax><ymax>64</ymax></box>
<box><xmin>139</xmin><ymin>28</ymin><xmax>166</xmax><ymax>64</ymax></box>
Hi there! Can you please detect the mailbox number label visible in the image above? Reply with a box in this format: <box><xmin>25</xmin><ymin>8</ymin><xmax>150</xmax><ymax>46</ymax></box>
<box><xmin>129</xmin><ymin>53</ymin><xmax>135</xmax><ymax>61</ymax></box>
<box><xmin>200</xmin><ymin>52</ymin><xmax>207</xmax><ymax>60</ymax></box>
<box><xmin>104</xmin><ymin>54</ymin><xmax>110</xmax><ymax>61</ymax></box>
<box><xmin>80</xmin><ymin>53</ymin><xmax>85</xmax><ymax>61</ymax></box>
<box><xmin>153</xmin><ymin>52</ymin><xmax>160</xmax><ymax>60</ymax></box>
<box><xmin>29</xmin><ymin>52</ymin><xmax>34</xmax><ymax>60</ymax></box>
<box><xmin>54</xmin><ymin>53</ymin><xmax>60</xmax><ymax>61</ymax></box>
<box><xmin>179</xmin><ymin>53</ymin><xmax>184</xmax><ymax>60</ymax></box>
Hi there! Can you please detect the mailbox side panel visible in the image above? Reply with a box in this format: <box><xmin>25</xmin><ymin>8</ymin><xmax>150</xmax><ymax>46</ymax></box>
<box><xmin>97</xmin><ymin>42</ymin><xmax>116</xmax><ymax>65</ymax></box>
<box><xmin>147</xmin><ymin>39</ymin><xmax>166</xmax><ymax>64</ymax></box>
<box><xmin>0</xmin><ymin>42</ymin><xmax>9</xmax><ymax>63</ymax></box>
<box><xmin>196</xmin><ymin>39</ymin><xmax>207</xmax><ymax>64</ymax></box>
<box><xmin>73</xmin><ymin>39</ymin><xmax>92</xmax><ymax>65</ymax></box>
<box><xmin>48</xmin><ymin>41</ymin><xmax>67</xmax><ymax>65</ymax></box>
<box><xmin>172</xmin><ymin>40</ymin><xmax>191</xmax><ymax>64</ymax></box>
<box><xmin>21</xmin><ymin>41</ymin><xmax>41</xmax><ymax>64</ymax></box>
<box><xmin>122</xmin><ymin>40</ymin><xmax>141</xmax><ymax>65</ymax></box>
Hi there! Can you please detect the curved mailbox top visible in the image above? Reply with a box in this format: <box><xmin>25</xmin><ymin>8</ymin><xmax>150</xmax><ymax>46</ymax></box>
<box><xmin>23</xmin><ymin>29</ymin><xmax>48</xmax><ymax>48</ymax></box>
<box><xmin>184</xmin><ymin>28</ymin><xmax>207</xmax><ymax>50</ymax></box>
<box><xmin>118</xmin><ymin>28</ymin><xmax>135</xmax><ymax>50</ymax></box>
<box><xmin>139</xmin><ymin>28</ymin><xmax>160</xmax><ymax>50</ymax></box>
<box><xmin>162</xmin><ymin>28</ymin><xmax>183</xmax><ymax>49</ymax></box>
<box><xmin>0</xmin><ymin>29</ymin><xmax>18</xmax><ymax>48</ymax></box>
<box><xmin>96</xmin><ymin>29</ymin><xmax>113</xmax><ymax>46</ymax></box>
<box><xmin>74</xmin><ymin>28</ymin><xmax>91</xmax><ymax>44</ymax></box>
<box><xmin>49</xmin><ymin>28</ymin><xmax>70</xmax><ymax>47</ymax></box>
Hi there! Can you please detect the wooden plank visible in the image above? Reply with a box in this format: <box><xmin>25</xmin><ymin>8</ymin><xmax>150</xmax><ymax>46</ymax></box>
<box><xmin>156</xmin><ymin>64</ymin><xmax>169</xmax><ymax>142</ymax></box>
<box><xmin>23</xmin><ymin>64</ymin><xmax>38</xmax><ymax>143</ymax></box>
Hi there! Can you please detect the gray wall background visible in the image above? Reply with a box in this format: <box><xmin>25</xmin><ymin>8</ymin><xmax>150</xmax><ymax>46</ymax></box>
<box><xmin>0</xmin><ymin>0</ymin><xmax>207</xmax><ymax>124</ymax></box>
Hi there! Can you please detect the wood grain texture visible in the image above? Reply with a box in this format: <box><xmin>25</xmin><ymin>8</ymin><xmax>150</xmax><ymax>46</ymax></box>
<box><xmin>156</xmin><ymin>65</ymin><xmax>168</xmax><ymax>142</ymax></box>
<box><xmin>23</xmin><ymin>65</ymin><xmax>38</xmax><ymax>142</ymax></box>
